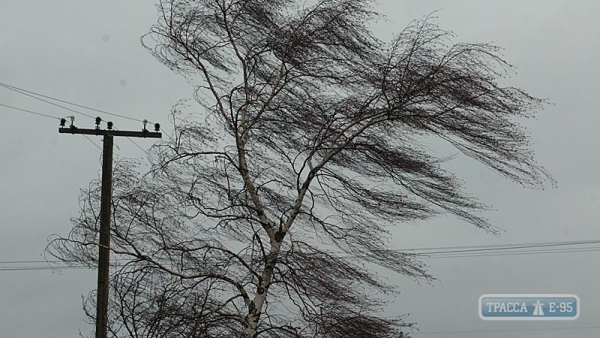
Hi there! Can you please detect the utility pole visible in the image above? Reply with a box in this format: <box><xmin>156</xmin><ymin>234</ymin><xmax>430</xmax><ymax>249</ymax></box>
<box><xmin>59</xmin><ymin>116</ymin><xmax>161</xmax><ymax>338</ymax></box>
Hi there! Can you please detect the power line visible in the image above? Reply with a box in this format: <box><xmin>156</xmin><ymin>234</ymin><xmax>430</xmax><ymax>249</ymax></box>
<box><xmin>1</xmin><ymin>82</ymin><xmax>142</xmax><ymax>123</ymax></box>
<box><xmin>0</xmin><ymin>82</ymin><xmax>97</xmax><ymax>120</ymax></box>
<box><xmin>3</xmin><ymin>237</ymin><xmax>600</xmax><ymax>272</ymax></box>
<box><xmin>424</xmin><ymin>246</ymin><xmax>600</xmax><ymax>259</ymax></box>
<box><xmin>1</xmin><ymin>101</ymin><xmax>149</xmax><ymax>154</ymax></box>
<box><xmin>0</xmin><ymin>264</ymin><xmax>126</xmax><ymax>272</ymax></box>
<box><xmin>412</xmin><ymin>324</ymin><xmax>600</xmax><ymax>335</ymax></box>
<box><xmin>83</xmin><ymin>135</ymin><xmax>103</xmax><ymax>151</ymax></box>
<box><xmin>0</xmin><ymin>266</ymin><xmax>90</xmax><ymax>272</ymax></box>
<box><xmin>329</xmin><ymin>238</ymin><xmax>600</xmax><ymax>259</ymax></box>
<box><xmin>0</xmin><ymin>260</ymin><xmax>78</xmax><ymax>264</ymax></box>
<box><xmin>401</xmin><ymin>238</ymin><xmax>600</xmax><ymax>253</ymax></box>
<box><xmin>112</xmin><ymin>126</ymin><xmax>153</xmax><ymax>156</ymax></box>
<box><xmin>0</xmin><ymin>102</ymin><xmax>62</xmax><ymax>121</ymax></box>
<box><xmin>414</xmin><ymin>239</ymin><xmax>600</xmax><ymax>257</ymax></box>
<box><xmin>0</xmin><ymin>81</ymin><xmax>172</xmax><ymax>139</ymax></box>
<box><xmin>1</xmin><ymin>102</ymin><xmax>102</xmax><ymax>150</ymax></box>
<box><xmin>126</xmin><ymin>137</ymin><xmax>149</xmax><ymax>153</ymax></box>
<box><xmin>0</xmin><ymin>245</ymin><xmax>596</xmax><ymax>272</ymax></box>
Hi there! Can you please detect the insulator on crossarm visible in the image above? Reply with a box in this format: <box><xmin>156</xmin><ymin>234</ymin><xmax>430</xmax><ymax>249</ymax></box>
<box><xmin>154</xmin><ymin>123</ymin><xmax>160</xmax><ymax>132</ymax></box>
<box><xmin>107</xmin><ymin>121</ymin><xmax>113</xmax><ymax>130</ymax></box>
<box><xmin>68</xmin><ymin>116</ymin><xmax>76</xmax><ymax>129</ymax></box>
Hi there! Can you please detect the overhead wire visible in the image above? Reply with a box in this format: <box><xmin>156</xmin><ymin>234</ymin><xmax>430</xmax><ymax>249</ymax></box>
<box><xmin>0</xmin><ymin>259</ymin><xmax>133</xmax><ymax>272</ymax></box>
<box><xmin>405</xmin><ymin>238</ymin><xmax>600</xmax><ymax>254</ymax></box>
<box><xmin>83</xmin><ymin>135</ymin><xmax>103</xmax><ymax>151</ymax></box>
<box><xmin>0</xmin><ymin>102</ymin><xmax>63</xmax><ymax>121</ymax></box>
<box><xmin>126</xmin><ymin>135</ymin><xmax>150</xmax><ymax>154</ymax></box>
<box><xmin>407</xmin><ymin>239</ymin><xmax>600</xmax><ymax>258</ymax></box>
<box><xmin>111</xmin><ymin>126</ymin><xmax>158</xmax><ymax>162</ymax></box>
<box><xmin>424</xmin><ymin>246</ymin><xmax>600</xmax><ymax>259</ymax></box>
<box><xmin>0</xmin><ymin>81</ymin><xmax>172</xmax><ymax>139</ymax></box>
<box><xmin>0</xmin><ymin>82</ymin><xmax>166</xmax><ymax>155</ymax></box>
<box><xmin>4</xmin><ymin>238</ymin><xmax>600</xmax><ymax>272</ymax></box>
<box><xmin>0</xmin><ymin>82</ymin><xmax>97</xmax><ymax>120</ymax></box>
<box><xmin>412</xmin><ymin>324</ymin><xmax>600</xmax><ymax>335</ymax></box>
<box><xmin>0</xmin><ymin>101</ymin><xmax>103</xmax><ymax>150</ymax></box>
<box><xmin>2</xmin><ymin>82</ymin><xmax>144</xmax><ymax>122</ymax></box>
<box><xmin>0</xmin><ymin>260</ymin><xmax>74</xmax><ymax>264</ymax></box>
<box><xmin>323</xmin><ymin>238</ymin><xmax>600</xmax><ymax>259</ymax></box>
<box><xmin>0</xmin><ymin>266</ymin><xmax>91</xmax><ymax>272</ymax></box>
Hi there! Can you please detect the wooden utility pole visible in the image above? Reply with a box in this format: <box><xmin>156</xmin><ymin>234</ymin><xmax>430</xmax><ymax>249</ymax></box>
<box><xmin>59</xmin><ymin>117</ymin><xmax>161</xmax><ymax>338</ymax></box>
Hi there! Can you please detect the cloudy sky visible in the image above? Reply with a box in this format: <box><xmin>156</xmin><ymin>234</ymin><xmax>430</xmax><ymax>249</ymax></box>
<box><xmin>1</xmin><ymin>1</ymin><xmax>599</xmax><ymax>337</ymax></box>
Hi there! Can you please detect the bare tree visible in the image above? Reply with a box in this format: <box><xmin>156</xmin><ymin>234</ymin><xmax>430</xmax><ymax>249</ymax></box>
<box><xmin>49</xmin><ymin>0</ymin><xmax>555</xmax><ymax>337</ymax></box>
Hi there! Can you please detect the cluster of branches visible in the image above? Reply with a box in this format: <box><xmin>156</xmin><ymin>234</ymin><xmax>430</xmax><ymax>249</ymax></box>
<box><xmin>48</xmin><ymin>0</ymin><xmax>553</xmax><ymax>337</ymax></box>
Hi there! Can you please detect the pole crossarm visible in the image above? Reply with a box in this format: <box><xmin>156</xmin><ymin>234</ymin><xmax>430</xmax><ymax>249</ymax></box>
<box><xmin>59</xmin><ymin>127</ymin><xmax>162</xmax><ymax>138</ymax></box>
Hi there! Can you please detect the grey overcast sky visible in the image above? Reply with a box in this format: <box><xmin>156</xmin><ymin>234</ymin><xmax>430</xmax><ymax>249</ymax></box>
<box><xmin>1</xmin><ymin>1</ymin><xmax>599</xmax><ymax>337</ymax></box>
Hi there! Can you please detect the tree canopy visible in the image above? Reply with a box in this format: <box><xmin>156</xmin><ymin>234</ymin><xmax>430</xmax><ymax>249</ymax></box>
<box><xmin>49</xmin><ymin>1</ymin><xmax>554</xmax><ymax>337</ymax></box>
